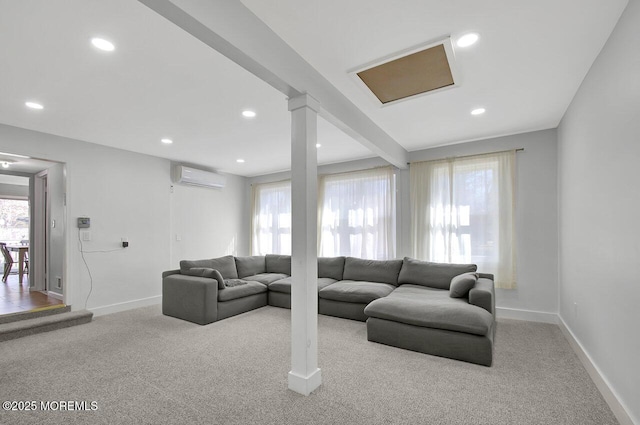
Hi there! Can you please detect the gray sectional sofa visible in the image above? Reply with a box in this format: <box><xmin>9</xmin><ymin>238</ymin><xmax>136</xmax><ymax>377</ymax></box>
<box><xmin>162</xmin><ymin>254</ymin><xmax>496</xmax><ymax>366</ymax></box>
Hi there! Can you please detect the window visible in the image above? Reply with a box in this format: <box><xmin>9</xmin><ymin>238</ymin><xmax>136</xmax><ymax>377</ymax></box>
<box><xmin>410</xmin><ymin>151</ymin><xmax>516</xmax><ymax>288</ymax></box>
<box><xmin>0</xmin><ymin>199</ymin><xmax>30</xmax><ymax>244</ymax></box>
<box><xmin>319</xmin><ymin>167</ymin><xmax>395</xmax><ymax>259</ymax></box>
<box><xmin>251</xmin><ymin>167</ymin><xmax>397</xmax><ymax>259</ymax></box>
<box><xmin>251</xmin><ymin>180</ymin><xmax>291</xmax><ymax>255</ymax></box>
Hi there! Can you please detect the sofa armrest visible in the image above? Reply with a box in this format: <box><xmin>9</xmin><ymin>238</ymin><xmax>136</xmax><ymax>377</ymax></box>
<box><xmin>162</xmin><ymin>269</ymin><xmax>181</xmax><ymax>278</ymax></box>
<box><xmin>469</xmin><ymin>277</ymin><xmax>495</xmax><ymax>317</ymax></box>
<box><xmin>162</xmin><ymin>274</ymin><xmax>219</xmax><ymax>325</ymax></box>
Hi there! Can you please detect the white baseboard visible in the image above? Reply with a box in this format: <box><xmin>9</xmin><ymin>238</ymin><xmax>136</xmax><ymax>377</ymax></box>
<box><xmin>288</xmin><ymin>368</ymin><xmax>322</xmax><ymax>396</ymax></box>
<box><xmin>496</xmin><ymin>307</ymin><xmax>559</xmax><ymax>324</ymax></box>
<box><xmin>46</xmin><ymin>291</ymin><xmax>64</xmax><ymax>300</ymax></box>
<box><xmin>89</xmin><ymin>295</ymin><xmax>162</xmax><ymax>317</ymax></box>
<box><xmin>558</xmin><ymin>316</ymin><xmax>636</xmax><ymax>425</ymax></box>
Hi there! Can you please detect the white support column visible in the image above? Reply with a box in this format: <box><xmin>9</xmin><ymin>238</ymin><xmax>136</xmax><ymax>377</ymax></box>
<box><xmin>288</xmin><ymin>93</ymin><xmax>321</xmax><ymax>396</ymax></box>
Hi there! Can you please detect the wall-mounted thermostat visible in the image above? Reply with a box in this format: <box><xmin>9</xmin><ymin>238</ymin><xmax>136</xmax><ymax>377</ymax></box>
<box><xmin>77</xmin><ymin>217</ymin><xmax>90</xmax><ymax>228</ymax></box>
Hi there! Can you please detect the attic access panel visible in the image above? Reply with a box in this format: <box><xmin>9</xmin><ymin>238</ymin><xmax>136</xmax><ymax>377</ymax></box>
<box><xmin>352</xmin><ymin>38</ymin><xmax>459</xmax><ymax>106</ymax></box>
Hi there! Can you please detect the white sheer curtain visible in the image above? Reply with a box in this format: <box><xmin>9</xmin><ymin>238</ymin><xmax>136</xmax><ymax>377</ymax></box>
<box><xmin>318</xmin><ymin>167</ymin><xmax>395</xmax><ymax>260</ymax></box>
<box><xmin>250</xmin><ymin>180</ymin><xmax>292</xmax><ymax>255</ymax></box>
<box><xmin>410</xmin><ymin>151</ymin><xmax>516</xmax><ymax>288</ymax></box>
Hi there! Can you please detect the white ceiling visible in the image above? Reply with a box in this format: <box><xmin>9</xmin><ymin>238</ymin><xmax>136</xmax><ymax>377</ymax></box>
<box><xmin>0</xmin><ymin>0</ymin><xmax>628</xmax><ymax>177</ymax></box>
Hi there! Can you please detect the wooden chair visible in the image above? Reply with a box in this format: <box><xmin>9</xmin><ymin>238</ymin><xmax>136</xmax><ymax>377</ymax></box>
<box><xmin>20</xmin><ymin>240</ymin><xmax>29</xmax><ymax>275</ymax></box>
<box><xmin>1</xmin><ymin>243</ymin><xmax>15</xmax><ymax>283</ymax></box>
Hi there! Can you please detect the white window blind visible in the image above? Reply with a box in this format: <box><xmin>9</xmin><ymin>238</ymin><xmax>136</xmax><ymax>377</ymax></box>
<box><xmin>319</xmin><ymin>167</ymin><xmax>395</xmax><ymax>260</ymax></box>
<box><xmin>410</xmin><ymin>151</ymin><xmax>516</xmax><ymax>288</ymax></box>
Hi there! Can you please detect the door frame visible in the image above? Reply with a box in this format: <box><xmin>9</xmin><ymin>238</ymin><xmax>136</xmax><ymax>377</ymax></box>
<box><xmin>32</xmin><ymin>170</ymin><xmax>49</xmax><ymax>292</ymax></box>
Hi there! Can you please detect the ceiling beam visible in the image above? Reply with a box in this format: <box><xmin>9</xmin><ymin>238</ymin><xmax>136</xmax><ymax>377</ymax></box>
<box><xmin>137</xmin><ymin>0</ymin><xmax>408</xmax><ymax>169</ymax></box>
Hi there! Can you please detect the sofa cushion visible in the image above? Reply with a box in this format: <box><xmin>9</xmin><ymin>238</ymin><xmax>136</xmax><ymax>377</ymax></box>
<box><xmin>319</xmin><ymin>280</ymin><xmax>396</xmax><ymax>304</ymax></box>
<box><xmin>180</xmin><ymin>255</ymin><xmax>238</xmax><ymax>279</ymax></box>
<box><xmin>242</xmin><ymin>273</ymin><xmax>289</xmax><ymax>285</ymax></box>
<box><xmin>224</xmin><ymin>279</ymin><xmax>248</xmax><ymax>288</ymax></box>
<box><xmin>364</xmin><ymin>284</ymin><xmax>493</xmax><ymax>336</ymax></box>
<box><xmin>449</xmin><ymin>272</ymin><xmax>478</xmax><ymax>298</ymax></box>
<box><xmin>317</xmin><ymin>277</ymin><xmax>338</xmax><ymax>290</ymax></box>
<box><xmin>266</xmin><ymin>254</ymin><xmax>291</xmax><ymax>275</ymax></box>
<box><xmin>269</xmin><ymin>277</ymin><xmax>337</xmax><ymax>294</ymax></box>
<box><xmin>398</xmin><ymin>257</ymin><xmax>477</xmax><ymax>290</ymax></box>
<box><xmin>218</xmin><ymin>281</ymin><xmax>267</xmax><ymax>302</ymax></box>
<box><xmin>235</xmin><ymin>256</ymin><xmax>266</xmax><ymax>278</ymax></box>
<box><xmin>342</xmin><ymin>257</ymin><xmax>402</xmax><ymax>285</ymax></box>
<box><xmin>183</xmin><ymin>267</ymin><xmax>225</xmax><ymax>290</ymax></box>
<box><xmin>318</xmin><ymin>257</ymin><xmax>345</xmax><ymax>280</ymax></box>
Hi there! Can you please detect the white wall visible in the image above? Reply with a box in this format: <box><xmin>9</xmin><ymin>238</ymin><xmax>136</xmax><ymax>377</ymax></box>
<box><xmin>170</xmin><ymin>165</ymin><xmax>247</xmax><ymax>266</ymax></box>
<box><xmin>557</xmin><ymin>0</ymin><xmax>640</xmax><ymax>423</ymax></box>
<box><xmin>247</xmin><ymin>129</ymin><xmax>559</xmax><ymax>318</ymax></box>
<box><xmin>47</xmin><ymin>163</ymin><xmax>65</xmax><ymax>295</ymax></box>
<box><xmin>0</xmin><ymin>124</ymin><xmax>247</xmax><ymax>315</ymax></box>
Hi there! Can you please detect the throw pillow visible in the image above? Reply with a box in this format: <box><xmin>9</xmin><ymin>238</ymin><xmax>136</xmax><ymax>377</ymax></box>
<box><xmin>184</xmin><ymin>267</ymin><xmax>225</xmax><ymax>290</ymax></box>
<box><xmin>449</xmin><ymin>272</ymin><xmax>478</xmax><ymax>298</ymax></box>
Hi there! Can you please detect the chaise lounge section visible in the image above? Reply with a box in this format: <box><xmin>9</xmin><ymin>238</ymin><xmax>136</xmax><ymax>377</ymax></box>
<box><xmin>162</xmin><ymin>254</ymin><xmax>496</xmax><ymax>365</ymax></box>
<box><xmin>364</xmin><ymin>259</ymin><xmax>495</xmax><ymax>366</ymax></box>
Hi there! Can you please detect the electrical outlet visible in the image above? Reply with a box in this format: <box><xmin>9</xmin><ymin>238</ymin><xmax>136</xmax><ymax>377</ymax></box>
<box><xmin>81</xmin><ymin>231</ymin><xmax>91</xmax><ymax>241</ymax></box>
<box><xmin>56</xmin><ymin>277</ymin><xmax>62</xmax><ymax>289</ymax></box>
<box><xmin>121</xmin><ymin>237</ymin><xmax>129</xmax><ymax>248</ymax></box>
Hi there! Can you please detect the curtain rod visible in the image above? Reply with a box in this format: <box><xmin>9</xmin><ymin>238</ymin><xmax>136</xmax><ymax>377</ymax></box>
<box><xmin>407</xmin><ymin>148</ymin><xmax>524</xmax><ymax>165</ymax></box>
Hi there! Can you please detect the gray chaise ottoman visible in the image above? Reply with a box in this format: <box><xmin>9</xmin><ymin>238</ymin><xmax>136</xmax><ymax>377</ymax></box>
<box><xmin>364</xmin><ymin>285</ymin><xmax>495</xmax><ymax>366</ymax></box>
<box><xmin>363</xmin><ymin>258</ymin><xmax>496</xmax><ymax>366</ymax></box>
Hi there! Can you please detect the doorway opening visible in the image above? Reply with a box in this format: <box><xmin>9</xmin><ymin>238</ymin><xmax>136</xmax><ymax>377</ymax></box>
<box><xmin>0</xmin><ymin>157</ymin><xmax>66</xmax><ymax>318</ymax></box>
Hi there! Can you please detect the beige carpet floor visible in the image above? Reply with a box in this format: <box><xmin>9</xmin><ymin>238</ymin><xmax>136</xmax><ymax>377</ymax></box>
<box><xmin>0</xmin><ymin>305</ymin><xmax>618</xmax><ymax>425</ymax></box>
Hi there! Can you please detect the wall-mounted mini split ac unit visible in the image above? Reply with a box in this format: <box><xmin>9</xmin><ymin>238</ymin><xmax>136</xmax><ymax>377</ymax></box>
<box><xmin>173</xmin><ymin>165</ymin><xmax>226</xmax><ymax>189</ymax></box>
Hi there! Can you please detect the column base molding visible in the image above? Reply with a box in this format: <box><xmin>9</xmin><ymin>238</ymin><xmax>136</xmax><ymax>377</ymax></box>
<box><xmin>288</xmin><ymin>368</ymin><xmax>322</xmax><ymax>396</ymax></box>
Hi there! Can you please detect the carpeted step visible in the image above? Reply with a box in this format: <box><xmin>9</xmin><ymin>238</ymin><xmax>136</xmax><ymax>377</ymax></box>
<box><xmin>0</xmin><ymin>310</ymin><xmax>93</xmax><ymax>342</ymax></box>
<box><xmin>0</xmin><ymin>304</ymin><xmax>71</xmax><ymax>325</ymax></box>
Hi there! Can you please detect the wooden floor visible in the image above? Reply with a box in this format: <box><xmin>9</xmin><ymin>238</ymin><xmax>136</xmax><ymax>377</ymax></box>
<box><xmin>0</xmin><ymin>274</ymin><xmax>64</xmax><ymax>315</ymax></box>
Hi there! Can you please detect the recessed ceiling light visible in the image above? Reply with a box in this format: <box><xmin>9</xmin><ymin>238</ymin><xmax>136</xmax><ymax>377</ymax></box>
<box><xmin>91</xmin><ymin>37</ymin><xmax>115</xmax><ymax>52</ymax></box>
<box><xmin>25</xmin><ymin>101</ymin><xmax>44</xmax><ymax>110</ymax></box>
<box><xmin>471</xmin><ymin>108</ymin><xmax>486</xmax><ymax>115</ymax></box>
<box><xmin>456</xmin><ymin>33</ymin><xmax>479</xmax><ymax>48</ymax></box>
<box><xmin>1</xmin><ymin>161</ymin><xmax>12</xmax><ymax>169</ymax></box>
<box><xmin>236</xmin><ymin>159</ymin><xmax>245</xmax><ymax>163</ymax></box>
<box><xmin>316</xmin><ymin>144</ymin><xmax>321</xmax><ymax>148</ymax></box>
<box><xmin>242</xmin><ymin>110</ymin><xmax>256</xmax><ymax>118</ymax></box>
<box><xmin>161</xmin><ymin>138</ymin><xmax>173</xmax><ymax>144</ymax></box>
